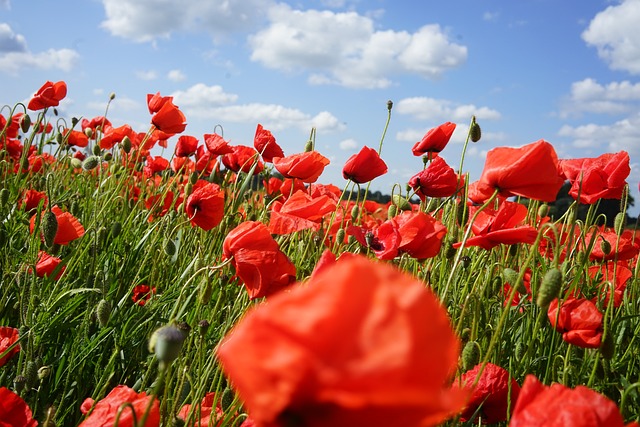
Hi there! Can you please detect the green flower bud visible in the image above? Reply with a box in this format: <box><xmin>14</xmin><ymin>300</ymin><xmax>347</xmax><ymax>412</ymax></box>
<box><xmin>84</xmin><ymin>128</ymin><xmax>93</xmax><ymax>139</ymax></box>
<box><xmin>42</xmin><ymin>210</ymin><xmax>58</xmax><ymax>248</ymax></box>
<box><xmin>537</xmin><ymin>204</ymin><xmax>550</xmax><ymax>218</ymax></box>
<box><xmin>600</xmin><ymin>239</ymin><xmax>611</xmax><ymax>256</ymax></box>
<box><xmin>387</xmin><ymin>100</ymin><xmax>393</xmax><ymax>111</ymax></box>
<box><xmin>600</xmin><ymin>331</ymin><xmax>615</xmax><ymax>360</ymax></box>
<box><xmin>189</xmin><ymin>172</ymin><xmax>199</xmax><ymax>185</ymax></box>
<box><xmin>350</xmin><ymin>205</ymin><xmax>360</xmax><ymax>220</ymax></box>
<box><xmin>13</xmin><ymin>375</ymin><xmax>26</xmax><ymax>394</ymax></box>
<box><xmin>537</xmin><ymin>268</ymin><xmax>563</xmax><ymax>309</ymax></box>
<box><xmin>82</xmin><ymin>155</ymin><xmax>101</xmax><ymax>171</ymax></box>
<box><xmin>70</xmin><ymin>157</ymin><xmax>83</xmax><ymax>169</ymax></box>
<box><xmin>387</xmin><ymin>204</ymin><xmax>397</xmax><ymax>219</ymax></box>
<box><xmin>0</xmin><ymin>188</ymin><xmax>10</xmax><ymax>207</ymax></box>
<box><xmin>21</xmin><ymin>114</ymin><xmax>32</xmax><ymax>133</ymax></box>
<box><xmin>392</xmin><ymin>194</ymin><xmax>412</xmax><ymax>211</ymax></box>
<box><xmin>304</xmin><ymin>140</ymin><xmax>314</xmax><ymax>152</ymax></box>
<box><xmin>461</xmin><ymin>340</ymin><xmax>480</xmax><ymax>371</ymax></box>
<box><xmin>469</xmin><ymin>117</ymin><xmax>481</xmax><ymax>143</ymax></box>
<box><xmin>24</xmin><ymin>360</ymin><xmax>38</xmax><ymax>390</ymax></box>
<box><xmin>121</xmin><ymin>136</ymin><xmax>132</xmax><ymax>153</ymax></box>
<box><xmin>38</xmin><ymin>365</ymin><xmax>52</xmax><ymax>380</ymax></box>
<box><xmin>614</xmin><ymin>212</ymin><xmax>626</xmax><ymax>236</ymax></box>
<box><xmin>149</xmin><ymin>325</ymin><xmax>187</xmax><ymax>365</ymax></box>
<box><xmin>335</xmin><ymin>228</ymin><xmax>346</xmax><ymax>245</ymax></box>
<box><xmin>221</xmin><ymin>388</ymin><xmax>235</xmax><ymax>411</ymax></box>
<box><xmin>96</xmin><ymin>299</ymin><xmax>111</xmax><ymax>327</ymax></box>
<box><xmin>163</xmin><ymin>238</ymin><xmax>177</xmax><ymax>257</ymax></box>
<box><xmin>103</xmin><ymin>152</ymin><xmax>113</xmax><ymax>162</ymax></box>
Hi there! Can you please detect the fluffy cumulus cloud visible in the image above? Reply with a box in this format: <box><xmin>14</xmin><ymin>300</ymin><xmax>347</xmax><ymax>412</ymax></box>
<box><xmin>559</xmin><ymin>78</ymin><xmax>640</xmax><ymax>117</ymax></box>
<box><xmin>395</xmin><ymin>97</ymin><xmax>501</xmax><ymax>121</ymax></box>
<box><xmin>171</xmin><ymin>83</ymin><xmax>344</xmax><ymax>133</ymax></box>
<box><xmin>339</xmin><ymin>138</ymin><xmax>358</xmax><ymax>150</ymax></box>
<box><xmin>249</xmin><ymin>4</ymin><xmax>467</xmax><ymax>88</ymax></box>
<box><xmin>583</xmin><ymin>0</ymin><xmax>640</xmax><ymax>74</ymax></box>
<box><xmin>100</xmin><ymin>0</ymin><xmax>273</xmax><ymax>42</ymax></box>
<box><xmin>558</xmin><ymin>112</ymin><xmax>640</xmax><ymax>157</ymax></box>
<box><xmin>0</xmin><ymin>24</ymin><xmax>78</xmax><ymax>74</ymax></box>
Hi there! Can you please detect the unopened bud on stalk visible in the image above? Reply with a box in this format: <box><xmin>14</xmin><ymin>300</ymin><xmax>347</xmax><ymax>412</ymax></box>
<box><xmin>387</xmin><ymin>100</ymin><xmax>393</xmax><ymax>111</ymax></box>
<box><xmin>351</xmin><ymin>205</ymin><xmax>360</xmax><ymax>220</ymax></box>
<box><xmin>614</xmin><ymin>212</ymin><xmax>626</xmax><ymax>236</ymax></box>
<box><xmin>163</xmin><ymin>238</ymin><xmax>177</xmax><ymax>256</ymax></box>
<box><xmin>461</xmin><ymin>340</ymin><xmax>480</xmax><ymax>370</ymax></box>
<box><xmin>189</xmin><ymin>172</ymin><xmax>199</xmax><ymax>185</ymax></box>
<box><xmin>335</xmin><ymin>228</ymin><xmax>346</xmax><ymax>245</ymax></box>
<box><xmin>70</xmin><ymin>157</ymin><xmax>83</xmax><ymax>169</ymax></box>
<box><xmin>121</xmin><ymin>136</ymin><xmax>132</xmax><ymax>153</ymax></box>
<box><xmin>600</xmin><ymin>331</ymin><xmax>615</xmax><ymax>360</ymax></box>
<box><xmin>149</xmin><ymin>325</ymin><xmax>188</xmax><ymax>365</ymax></box>
<box><xmin>387</xmin><ymin>204</ymin><xmax>397</xmax><ymax>219</ymax></box>
<box><xmin>392</xmin><ymin>194</ymin><xmax>411</xmax><ymax>211</ymax></box>
<box><xmin>82</xmin><ymin>155</ymin><xmax>101</xmax><ymax>171</ymax></box>
<box><xmin>96</xmin><ymin>299</ymin><xmax>111</xmax><ymax>327</ymax></box>
<box><xmin>24</xmin><ymin>361</ymin><xmax>38</xmax><ymax>390</ymax></box>
<box><xmin>469</xmin><ymin>116</ymin><xmax>481</xmax><ymax>143</ymax></box>
<box><xmin>221</xmin><ymin>388</ymin><xmax>235</xmax><ymax>411</ymax></box>
<box><xmin>600</xmin><ymin>239</ymin><xmax>611</xmax><ymax>255</ymax></box>
<box><xmin>110</xmin><ymin>221</ymin><xmax>122</xmax><ymax>239</ymax></box>
<box><xmin>0</xmin><ymin>188</ymin><xmax>9</xmax><ymax>207</ymax></box>
<box><xmin>304</xmin><ymin>140</ymin><xmax>314</xmax><ymax>152</ymax></box>
<box><xmin>103</xmin><ymin>152</ymin><xmax>113</xmax><ymax>162</ymax></box>
<box><xmin>184</xmin><ymin>183</ymin><xmax>193</xmax><ymax>197</ymax></box>
<box><xmin>537</xmin><ymin>268</ymin><xmax>563</xmax><ymax>309</ymax></box>
<box><xmin>42</xmin><ymin>210</ymin><xmax>58</xmax><ymax>248</ymax></box>
<box><xmin>537</xmin><ymin>204</ymin><xmax>549</xmax><ymax>218</ymax></box>
<box><xmin>92</xmin><ymin>145</ymin><xmax>102</xmax><ymax>156</ymax></box>
<box><xmin>109</xmin><ymin>92</ymin><xmax>116</xmax><ymax>101</ymax></box>
<box><xmin>21</xmin><ymin>114</ymin><xmax>31</xmax><ymax>133</ymax></box>
<box><xmin>84</xmin><ymin>128</ymin><xmax>93</xmax><ymax>139</ymax></box>
<box><xmin>37</xmin><ymin>365</ymin><xmax>51</xmax><ymax>380</ymax></box>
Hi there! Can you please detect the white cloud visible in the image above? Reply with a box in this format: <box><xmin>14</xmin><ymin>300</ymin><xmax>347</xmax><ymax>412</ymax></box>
<box><xmin>558</xmin><ymin>112</ymin><xmax>640</xmax><ymax>157</ymax></box>
<box><xmin>171</xmin><ymin>83</ymin><xmax>344</xmax><ymax>133</ymax></box>
<box><xmin>559</xmin><ymin>78</ymin><xmax>640</xmax><ymax>117</ymax></box>
<box><xmin>395</xmin><ymin>97</ymin><xmax>501</xmax><ymax>121</ymax></box>
<box><xmin>248</xmin><ymin>4</ymin><xmax>467</xmax><ymax>88</ymax></box>
<box><xmin>339</xmin><ymin>138</ymin><xmax>358</xmax><ymax>150</ymax></box>
<box><xmin>135</xmin><ymin>70</ymin><xmax>157</xmax><ymax>80</ymax></box>
<box><xmin>167</xmin><ymin>69</ymin><xmax>186</xmax><ymax>81</ymax></box>
<box><xmin>583</xmin><ymin>0</ymin><xmax>640</xmax><ymax>74</ymax></box>
<box><xmin>100</xmin><ymin>0</ymin><xmax>273</xmax><ymax>42</ymax></box>
<box><xmin>0</xmin><ymin>24</ymin><xmax>78</xmax><ymax>74</ymax></box>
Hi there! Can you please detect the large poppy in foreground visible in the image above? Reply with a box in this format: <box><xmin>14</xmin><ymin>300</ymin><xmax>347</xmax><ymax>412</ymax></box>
<box><xmin>559</xmin><ymin>151</ymin><xmax>630</xmax><ymax>204</ymax></box>
<box><xmin>185</xmin><ymin>181</ymin><xmax>225</xmax><ymax>231</ymax></box>
<box><xmin>217</xmin><ymin>255</ymin><xmax>467</xmax><ymax>427</ymax></box>
<box><xmin>0</xmin><ymin>387</ymin><xmax>37</xmax><ymax>427</ymax></box>
<box><xmin>79</xmin><ymin>385</ymin><xmax>159</xmax><ymax>427</ymax></box>
<box><xmin>272</xmin><ymin>151</ymin><xmax>330</xmax><ymax>183</ymax></box>
<box><xmin>28</xmin><ymin>80</ymin><xmax>67</xmax><ymax>111</ymax></box>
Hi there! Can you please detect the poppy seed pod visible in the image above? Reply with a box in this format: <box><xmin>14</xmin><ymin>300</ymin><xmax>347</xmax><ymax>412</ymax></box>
<box><xmin>537</xmin><ymin>268</ymin><xmax>562</xmax><ymax>309</ymax></box>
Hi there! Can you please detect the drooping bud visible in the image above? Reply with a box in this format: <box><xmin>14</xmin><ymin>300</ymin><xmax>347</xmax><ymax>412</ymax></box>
<box><xmin>42</xmin><ymin>210</ymin><xmax>59</xmax><ymax>248</ymax></box>
<box><xmin>392</xmin><ymin>194</ymin><xmax>412</xmax><ymax>211</ymax></box>
<box><xmin>600</xmin><ymin>239</ymin><xmax>611</xmax><ymax>256</ymax></box>
<box><xmin>0</xmin><ymin>188</ymin><xmax>10</xmax><ymax>207</ymax></box>
<box><xmin>537</xmin><ymin>267</ymin><xmax>563</xmax><ymax>309</ymax></box>
<box><xmin>96</xmin><ymin>299</ymin><xmax>111</xmax><ymax>327</ymax></box>
<box><xmin>38</xmin><ymin>365</ymin><xmax>52</xmax><ymax>380</ymax></box>
<box><xmin>149</xmin><ymin>324</ymin><xmax>188</xmax><ymax>365</ymax></box>
<box><xmin>82</xmin><ymin>155</ymin><xmax>101</xmax><ymax>171</ymax></box>
<box><xmin>21</xmin><ymin>114</ymin><xmax>32</xmax><ymax>133</ymax></box>
<box><xmin>84</xmin><ymin>128</ymin><xmax>93</xmax><ymax>139</ymax></box>
<box><xmin>469</xmin><ymin>116</ymin><xmax>481</xmax><ymax>143</ymax></box>
<box><xmin>121</xmin><ymin>136</ymin><xmax>132</xmax><ymax>153</ymax></box>
<box><xmin>387</xmin><ymin>204</ymin><xmax>397</xmax><ymax>219</ymax></box>
<box><xmin>461</xmin><ymin>340</ymin><xmax>480</xmax><ymax>371</ymax></box>
<box><xmin>163</xmin><ymin>238</ymin><xmax>177</xmax><ymax>257</ymax></box>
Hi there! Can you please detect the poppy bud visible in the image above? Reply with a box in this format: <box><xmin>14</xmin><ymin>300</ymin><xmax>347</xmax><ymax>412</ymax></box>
<box><xmin>103</xmin><ymin>152</ymin><xmax>113</xmax><ymax>162</ymax></box>
<box><xmin>304</xmin><ymin>140</ymin><xmax>314</xmax><ymax>152</ymax></box>
<box><xmin>198</xmin><ymin>319</ymin><xmax>210</xmax><ymax>337</ymax></box>
<box><xmin>96</xmin><ymin>299</ymin><xmax>111</xmax><ymax>327</ymax></box>
<box><xmin>351</xmin><ymin>205</ymin><xmax>360</xmax><ymax>220</ymax></box>
<box><xmin>221</xmin><ymin>387</ymin><xmax>235</xmax><ymax>411</ymax></box>
<box><xmin>600</xmin><ymin>331</ymin><xmax>615</xmax><ymax>360</ymax></box>
<box><xmin>109</xmin><ymin>92</ymin><xmax>116</xmax><ymax>101</ymax></box>
<box><xmin>461</xmin><ymin>340</ymin><xmax>480</xmax><ymax>371</ymax></box>
<box><xmin>469</xmin><ymin>116</ymin><xmax>481</xmax><ymax>143</ymax></box>
<box><xmin>392</xmin><ymin>194</ymin><xmax>412</xmax><ymax>211</ymax></box>
<box><xmin>537</xmin><ymin>204</ymin><xmax>549</xmax><ymax>218</ymax></box>
<box><xmin>335</xmin><ymin>228</ymin><xmax>346</xmax><ymax>245</ymax></box>
<box><xmin>110</xmin><ymin>221</ymin><xmax>122</xmax><ymax>239</ymax></box>
<box><xmin>0</xmin><ymin>188</ymin><xmax>9</xmax><ymax>207</ymax></box>
<box><xmin>24</xmin><ymin>360</ymin><xmax>38</xmax><ymax>390</ymax></box>
<box><xmin>503</xmin><ymin>268</ymin><xmax>518</xmax><ymax>286</ymax></box>
<box><xmin>599</xmin><ymin>239</ymin><xmax>611</xmax><ymax>256</ymax></box>
<box><xmin>84</xmin><ymin>127</ymin><xmax>93</xmax><ymax>139</ymax></box>
<box><xmin>163</xmin><ymin>238</ymin><xmax>177</xmax><ymax>256</ymax></box>
<box><xmin>387</xmin><ymin>204</ymin><xmax>397</xmax><ymax>219</ymax></box>
<box><xmin>42</xmin><ymin>209</ymin><xmax>59</xmax><ymax>248</ymax></box>
<box><xmin>92</xmin><ymin>144</ymin><xmax>102</xmax><ymax>156</ymax></box>
<box><xmin>82</xmin><ymin>155</ymin><xmax>101</xmax><ymax>171</ymax></box>
<box><xmin>149</xmin><ymin>325</ymin><xmax>187</xmax><ymax>365</ymax></box>
<box><xmin>189</xmin><ymin>171</ymin><xmax>199</xmax><ymax>185</ymax></box>
<box><xmin>21</xmin><ymin>114</ymin><xmax>32</xmax><ymax>133</ymax></box>
<box><xmin>537</xmin><ymin>268</ymin><xmax>562</xmax><ymax>309</ymax></box>
<box><xmin>614</xmin><ymin>212</ymin><xmax>626</xmax><ymax>236</ymax></box>
<box><xmin>13</xmin><ymin>375</ymin><xmax>26</xmax><ymax>394</ymax></box>
<box><xmin>387</xmin><ymin>100</ymin><xmax>393</xmax><ymax>111</ymax></box>
<box><xmin>121</xmin><ymin>135</ymin><xmax>132</xmax><ymax>153</ymax></box>
<box><xmin>0</xmin><ymin>226</ymin><xmax>7</xmax><ymax>248</ymax></box>
<box><xmin>70</xmin><ymin>157</ymin><xmax>83</xmax><ymax>169</ymax></box>
<box><xmin>38</xmin><ymin>365</ymin><xmax>52</xmax><ymax>380</ymax></box>
<box><xmin>56</xmin><ymin>133</ymin><xmax>63</xmax><ymax>144</ymax></box>
<box><xmin>184</xmin><ymin>183</ymin><xmax>193</xmax><ymax>197</ymax></box>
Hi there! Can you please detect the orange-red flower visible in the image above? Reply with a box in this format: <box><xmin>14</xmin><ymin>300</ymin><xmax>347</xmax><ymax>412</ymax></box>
<box><xmin>454</xmin><ymin>201</ymin><xmax>538</xmax><ymax>250</ymax></box>
<box><xmin>151</xmin><ymin>99</ymin><xmax>186</xmax><ymax>135</ymax></box>
<box><xmin>131</xmin><ymin>284</ymin><xmax>156</xmax><ymax>306</ymax></box>
<box><xmin>254</xmin><ymin>123</ymin><xmax>284</xmax><ymax>162</ymax></box>
<box><xmin>18</xmin><ymin>189</ymin><xmax>47</xmax><ymax>213</ymax></box>
<box><xmin>409</xmin><ymin>155</ymin><xmax>460</xmax><ymax>199</ymax></box>
<box><xmin>412</xmin><ymin>121</ymin><xmax>456</xmax><ymax>156</ymax></box>
<box><xmin>548</xmin><ymin>297</ymin><xmax>603</xmax><ymax>349</ymax></box>
<box><xmin>588</xmin><ymin>262</ymin><xmax>633</xmax><ymax>308</ymax></box>
<box><xmin>268</xmin><ymin>190</ymin><xmax>336</xmax><ymax>234</ymax></box>
<box><xmin>35</xmin><ymin>251</ymin><xmax>65</xmax><ymax>280</ymax></box>
<box><xmin>223</xmin><ymin>221</ymin><xmax>296</xmax><ymax>299</ymax></box>
<box><xmin>342</xmin><ymin>146</ymin><xmax>387</xmax><ymax>184</ymax></box>
<box><xmin>29</xmin><ymin>205</ymin><xmax>85</xmax><ymax>245</ymax></box>
<box><xmin>185</xmin><ymin>181</ymin><xmax>225</xmax><ymax>231</ymax></box>
<box><xmin>147</xmin><ymin>92</ymin><xmax>173</xmax><ymax>114</ymax></box>
<box><xmin>178</xmin><ymin>392</ymin><xmax>225</xmax><ymax>427</ymax></box>
<box><xmin>348</xmin><ymin>220</ymin><xmax>401</xmax><ymax>260</ymax></box>
<box><xmin>204</xmin><ymin>133</ymin><xmax>234</xmax><ymax>156</ymax></box>
<box><xmin>175</xmin><ymin>135</ymin><xmax>199</xmax><ymax>158</ymax></box>
<box><xmin>63</xmin><ymin>128</ymin><xmax>89</xmax><ymax>148</ymax></box>
<box><xmin>510</xmin><ymin>375</ymin><xmax>638</xmax><ymax>427</ymax></box>
<box><xmin>272</xmin><ymin>151</ymin><xmax>330</xmax><ymax>183</ymax></box>
<box><xmin>222</xmin><ymin>145</ymin><xmax>264</xmax><ymax>174</ymax></box>
<box><xmin>217</xmin><ymin>255</ymin><xmax>467</xmax><ymax>427</ymax></box>
<box><xmin>27</xmin><ymin>80</ymin><xmax>67</xmax><ymax>111</ymax></box>
<box><xmin>455</xmin><ymin>363</ymin><xmax>520</xmax><ymax>424</ymax></box>
<box><xmin>99</xmin><ymin>124</ymin><xmax>135</xmax><ymax>150</ymax></box>
<box><xmin>394</xmin><ymin>210</ymin><xmax>447</xmax><ymax>260</ymax></box>
<box><xmin>0</xmin><ymin>327</ymin><xmax>20</xmax><ymax>367</ymax></box>
<box><xmin>0</xmin><ymin>387</ymin><xmax>37</xmax><ymax>427</ymax></box>
<box><xmin>559</xmin><ymin>151</ymin><xmax>630</xmax><ymax>204</ymax></box>
<box><xmin>471</xmin><ymin>139</ymin><xmax>564</xmax><ymax>203</ymax></box>
<box><xmin>78</xmin><ymin>385</ymin><xmax>159</xmax><ymax>427</ymax></box>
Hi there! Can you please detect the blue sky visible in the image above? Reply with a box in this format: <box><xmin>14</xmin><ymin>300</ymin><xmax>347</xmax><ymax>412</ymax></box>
<box><xmin>2</xmin><ymin>0</ymin><xmax>640</xmax><ymax>215</ymax></box>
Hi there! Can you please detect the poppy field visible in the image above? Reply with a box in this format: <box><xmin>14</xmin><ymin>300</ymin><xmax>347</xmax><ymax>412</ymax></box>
<box><xmin>1</xmin><ymin>80</ymin><xmax>640</xmax><ymax>426</ymax></box>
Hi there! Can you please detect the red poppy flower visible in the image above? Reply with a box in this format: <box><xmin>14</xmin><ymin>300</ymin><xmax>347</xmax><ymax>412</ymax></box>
<box><xmin>222</xmin><ymin>145</ymin><xmax>264</xmax><ymax>174</ymax></box>
<box><xmin>272</xmin><ymin>151</ymin><xmax>330</xmax><ymax>183</ymax></box>
<box><xmin>585</xmin><ymin>227</ymin><xmax>639</xmax><ymax>261</ymax></box>
<box><xmin>254</xmin><ymin>123</ymin><xmax>284</xmax><ymax>162</ymax></box>
<box><xmin>455</xmin><ymin>363</ymin><xmax>520</xmax><ymax>424</ymax></box>
<box><xmin>472</xmin><ymin>139</ymin><xmax>565</xmax><ymax>203</ymax></box>
<box><xmin>309</xmin><ymin>249</ymin><xmax>359</xmax><ymax>279</ymax></box>
<box><xmin>217</xmin><ymin>255</ymin><xmax>467</xmax><ymax>427</ymax></box>
<box><xmin>203</xmin><ymin>133</ymin><xmax>233</xmax><ymax>156</ymax></box>
<box><xmin>195</xmin><ymin>144</ymin><xmax>218</xmax><ymax>175</ymax></box>
<box><xmin>0</xmin><ymin>387</ymin><xmax>37</xmax><ymax>427</ymax></box>
<box><xmin>18</xmin><ymin>189</ymin><xmax>47</xmax><ymax>212</ymax></box>
<box><xmin>453</xmin><ymin>201</ymin><xmax>539</xmax><ymax>250</ymax></box>
<box><xmin>131</xmin><ymin>284</ymin><xmax>156</xmax><ymax>306</ymax></box>
<box><xmin>268</xmin><ymin>190</ymin><xmax>336</xmax><ymax>234</ymax></box>
<box><xmin>35</xmin><ymin>251</ymin><xmax>65</xmax><ymax>280</ymax></box>
<box><xmin>27</xmin><ymin>80</ymin><xmax>67</xmax><ymax>111</ymax></box>
<box><xmin>547</xmin><ymin>297</ymin><xmax>603</xmax><ymax>349</ymax></box>
<box><xmin>178</xmin><ymin>392</ymin><xmax>225</xmax><ymax>427</ymax></box>
<box><xmin>147</xmin><ymin>92</ymin><xmax>173</xmax><ymax>114</ymax></box>
<box><xmin>342</xmin><ymin>146</ymin><xmax>388</xmax><ymax>184</ymax></box>
<box><xmin>412</xmin><ymin>121</ymin><xmax>456</xmax><ymax>156</ymax></box>
<box><xmin>347</xmin><ymin>220</ymin><xmax>401</xmax><ymax>260</ymax></box>
<box><xmin>0</xmin><ymin>327</ymin><xmax>20</xmax><ymax>367</ymax></box>
<box><xmin>278</xmin><ymin>178</ymin><xmax>307</xmax><ymax>199</ymax></box>
<box><xmin>29</xmin><ymin>205</ymin><xmax>85</xmax><ymax>245</ymax></box>
<box><xmin>174</xmin><ymin>135</ymin><xmax>199</xmax><ymax>157</ymax></box>
<box><xmin>394</xmin><ymin>210</ymin><xmax>447</xmax><ymax>260</ymax></box>
<box><xmin>1</xmin><ymin>112</ymin><xmax>22</xmax><ymax>139</ymax></box>
<box><xmin>78</xmin><ymin>385</ymin><xmax>159</xmax><ymax>427</ymax></box>
<box><xmin>559</xmin><ymin>151</ymin><xmax>630</xmax><ymax>204</ymax></box>
<box><xmin>588</xmin><ymin>262</ymin><xmax>633</xmax><ymax>308</ymax></box>
<box><xmin>63</xmin><ymin>128</ymin><xmax>89</xmax><ymax>148</ymax></box>
<box><xmin>99</xmin><ymin>124</ymin><xmax>135</xmax><ymax>150</ymax></box>
<box><xmin>409</xmin><ymin>155</ymin><xmax>460</xmax><ymax>200</ymax></box>
<box><xmin>503</xmin><ymin>268</ymin><xmax>532</xmax><ymax>307</ymax></box>
<box><xmin>151</xmin><ymin>99</ymin><xmax>187</xmax><ymax>135</ymax></box>
<box><xmin>510</xmin><ymin>375</ymin><xmax>637</xmax><ymax>427</ymax></box>
<box><xmin>81</xmin><ymin>116</ymin><xmax>112</xmax><ymax>136</ymax></box>
<box><xmin>143</xmin><ymin>155</ymin><xmax>170</xmax><ymax>178</ymax></box>
<box><xmin>223</xmin><ymin>221</ymin><xmax>296</xmax><ymax>299</ymax></box>
<box><xmin>185</xmin><ymin>181</ymin><xmax>225</xmax><ymax>231</ymax></box>
<box><xmin>145</xmin><ymin>190</ymin><xmax>175</xmax><ymax>222</ymax></box>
